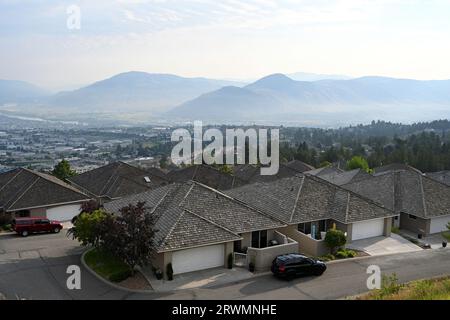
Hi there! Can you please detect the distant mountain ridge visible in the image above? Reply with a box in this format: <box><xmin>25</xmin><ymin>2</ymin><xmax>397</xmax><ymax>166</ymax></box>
<box><xmin>167</xmin><ymin>74</ymin><xmax>450</xmax><ymax>124</ymax></box>
<box><xmin>0</xmin><ymin>80</ymin><xmax>49</xmax><ymax>104</ymax></box>
<box><xmin>46</xmin><ymin>71</ymin><xmax>244</xmax><ymax>112</ymax></box>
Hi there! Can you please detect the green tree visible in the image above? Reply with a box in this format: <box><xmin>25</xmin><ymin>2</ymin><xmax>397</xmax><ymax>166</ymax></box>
<box><xmin>324</xmin><ymin>229</ymin><xmax>347</xmax><ymax>254</ymax></box>
<box><xmin>347</xmin><ymin>156</ymin><xmax>372</xmax><ymax>173</ymax></box>
<box><xmin>442</xmin><ymin>222</ymin><xmax>450</xmax><ymax>242</ymax></box>
<box><xmin>67</xmin><ymin>209</ymin><xmax>108</xmax><ymax>247</ymax></box>
<box><xmin>52</xmin><ymin>159</ymin><xmax>76</xmax><ymax>181</ymax></box>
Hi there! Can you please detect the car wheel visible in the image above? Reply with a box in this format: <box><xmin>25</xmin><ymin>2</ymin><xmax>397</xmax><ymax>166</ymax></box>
<box><xmin>21</xmin><ymin>230</ymin><xmax>29</xmax><ymax>237</ymax></box>
<box><xmin>54</xmin><ymin>227</ymin><xmax>60</xmax><ymax>233</ymax></box>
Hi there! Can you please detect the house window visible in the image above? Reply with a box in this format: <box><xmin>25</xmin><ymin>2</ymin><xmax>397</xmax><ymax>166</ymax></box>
<box><xmin>318</xmin><ymin>220</ymin><xmax>327</xmax><ymax>232</ymax></box>
<box><xmin>251</xmin><ymin>230</ymin><xmax>268</xmax><ymax>248</ymax></box>
<box><xmin>408</xmin><ymin>214</ymin><xmax>417</xmax><ymax>220</ymax></box>
<box><xmin>234</xmin><ymin>240</ymin><xmax>242</xmax><ymax>253</ymax></box>
<box><xmin>298</xmin><ymin>222</ymin><xmax>312</xmax><ymax>234</ymax></box>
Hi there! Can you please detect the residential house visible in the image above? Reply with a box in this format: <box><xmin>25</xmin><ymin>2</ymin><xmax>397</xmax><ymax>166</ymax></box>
<box><xmin>68</xmin><ymin>161</ymin><xmax>168</xmax><ymax>204</ymax></box>
<box><xmin>0</xmin><ymin>168</ymin><xmax>90</xmax><ymax>222</ymax></box>
<box><xmin>343</xmin><ymin>167</ymin><xmax>450</xmax><ymax>236</ymax></box>
<box><xmin>104</xmin><ymin>181</ymin><xmax>294</xmax><ymax>276</ymax></box>
<box><xmin>166</xmin><ymin>164</ymin><xmax>246</xmax><ymax>190</ymax></box>
<box><xmin>425</xmin><ymin>171</ymin><xmax>450</xmax><ymax>187</ymax></box>
<box><xmin>227</xmin><ymin>174</ymin><xmax>396</xmax><ymax>256</ymax></box>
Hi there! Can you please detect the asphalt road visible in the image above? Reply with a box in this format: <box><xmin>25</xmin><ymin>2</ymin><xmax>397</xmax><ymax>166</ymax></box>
<box><xmin>0</xmin><ymin>232</ymin><xmax>449</xmax><ymax>300</ymax></box>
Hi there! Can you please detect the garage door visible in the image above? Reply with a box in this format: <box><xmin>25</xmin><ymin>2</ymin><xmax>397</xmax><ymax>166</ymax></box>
<box><xmin>46</xmin><ymin>204</ymin><xmax>81</xmax><ymax>222</ymax></box>
<box><xmin>172</xmin><ymin>244</ymin><xmax>224</xmax><ymax>275</ymax></box>
<box><xmin>352</xmin><ymin>219</ymin><xmax>384</xmax><ymax>241</ymax></box>
<box><xmin>430</xmin><ymin>216</ymin><xmax>450</xmax><ymax>234</ymax></box>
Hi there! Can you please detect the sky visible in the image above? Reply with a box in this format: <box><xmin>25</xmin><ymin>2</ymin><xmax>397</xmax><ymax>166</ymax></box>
<box><xmin>1</xmin><ymin>0</ymin><xmax>450</xmax><ymax>91</ymax></box>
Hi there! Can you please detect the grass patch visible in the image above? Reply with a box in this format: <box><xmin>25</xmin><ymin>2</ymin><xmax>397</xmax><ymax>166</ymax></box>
<box><xmin>84</xmin><ymin>248</ymin><xmax>132</xmax><ymax>283</ymax></box>
<box><xmin>358</xmin><ymin>276</ymin><xmax>450</xmax><ymax>300</ymax></box>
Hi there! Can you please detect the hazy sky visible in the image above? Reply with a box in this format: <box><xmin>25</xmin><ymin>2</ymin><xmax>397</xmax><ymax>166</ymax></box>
<box><xmin>1</xmin><ymin>0</ymin><xmax>450</xmax><ymax>90</ymax></box>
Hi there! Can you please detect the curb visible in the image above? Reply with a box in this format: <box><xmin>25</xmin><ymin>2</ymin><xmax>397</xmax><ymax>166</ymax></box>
<box><xmin>80</xmin><ymin>249</ymin><xmax>154</xmax><ymax>294</ymax></box>
<box><xmin>0</xmin><ymin>232</ymin><xmax>15</xmax><ymax>237</ymax></box>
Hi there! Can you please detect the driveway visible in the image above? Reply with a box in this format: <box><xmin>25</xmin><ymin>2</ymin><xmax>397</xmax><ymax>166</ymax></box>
<box><xmin>347</xmin><ymin>234</ymin><xmax>423</xmax><ymax>256</ymax></box>
<box><xmin>1</xmin><ymin>232</ymin><xmax>449</xmax><ymax>300</ymax></box>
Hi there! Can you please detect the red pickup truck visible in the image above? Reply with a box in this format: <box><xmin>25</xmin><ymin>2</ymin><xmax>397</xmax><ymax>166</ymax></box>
<box><xmin>11</xmin><ymin>217</ymin><xmax>63</xmax><ymax>237</ymax></box>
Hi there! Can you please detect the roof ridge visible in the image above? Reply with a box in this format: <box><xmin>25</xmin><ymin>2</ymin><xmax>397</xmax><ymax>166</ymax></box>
<box><xmin>344</xmin><ymin>192</ymin><xmax>351</xmax><ymax>223</ymax></box>
<box><xmin>7</xmin><ymin>176</ymin><xmax>41</xmax><ymax>210</ymax></box>
<box><xmin>0</xmin><ymin>168</ymin><xmax>22</xmax><ymax>193</ymax></box>
<box><xmin>289</xmin><ymin>175</ymin><xmax>305</xmax><ymax>223</ymax></box>
<box><xmin>184</xmin><ymin>208</ymin><xmax>241</xmax><ymax>238</ymax></box>
<box><xmin>191</xmin><ymin>180</ymin><xmax>286</xmax><ymax>225</ymax></box>
<box><xmin>307</xmin><ymin>173</ymin><xmax>396</xmax><ymax>214</ymax></box>
<box><xmin>418</xmin><ymin>174</ymin><xmax>428</xmax><ymax>218</ymax></box>
<box><xmin>99</xmin><ymin>163</ymin><xmax>121</xmax><ymax>195</ymax></box>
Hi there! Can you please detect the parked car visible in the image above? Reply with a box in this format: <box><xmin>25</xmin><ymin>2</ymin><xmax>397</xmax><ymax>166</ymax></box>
<box><xmin>11</xmin><ymin>217</ymin><xmax>63</xmax><ymax>237</ymax></box>
<box><xmin>271</xmin><ymin>253</ymin><xmax>326</xmax><ymax>279</ymax></box>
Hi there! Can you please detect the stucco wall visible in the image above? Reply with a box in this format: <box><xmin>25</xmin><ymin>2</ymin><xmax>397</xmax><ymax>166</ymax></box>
<box><xmin>30</xmin><ymin>207</ymin><xmax>47</xmax><ymax>217</ymax></box>
<box><xmin>278</xmin><ymin>225</ymin><xmax>329</xmax><ymax>257</ymax></box>
<box><xmin>400</xmin><ymin>213</ymin><xmax>430</xmax><ymax>235</ymax></box>
<box><xmin>247</xmin><ymin>239</ymin><xmax>298</xmax><ymax>271</ymax></box>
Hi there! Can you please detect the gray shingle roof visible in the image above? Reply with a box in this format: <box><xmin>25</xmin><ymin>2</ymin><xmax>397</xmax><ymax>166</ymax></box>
<box><xmin>425</xmin><ymin>171</ymin><xmax>450</xmax><ymax>187</ymax></box>
<box><xmin>304</xmin><ymin>166</ymin><xmax>344</xmax><ymax>177</ymax></box>
<box><xmin>68</xmin><ymin>161</ymin><xmax>168</xmax><ymax>199</ymax></box>
<box><xmin>227</xmin><ymin>174</ymin><xmax>395</xmax><ymax>224</ymax></box>
<box><xmin>0</xmin><ymin>168</ymin><xmax>90</xmax><ymax>212</ymax></box>
<box><xmin>317</xmin><ymin>168</ymin><xmax>372</xmax><ymax>186</ymax></box>
<box><xmin>344</xmin><ymin>169</ymin><xmax>450</xmax><ymax>219</ymax></box>
<box><xmin>167</xmin><ymin>164</ymin><xmax>245</xmax><ymax>190</ymax></box>
<box><xmin>233</xmin><ymin>163</ymin><xmax>302</xmax><ymax>184</ymax></box>
<box><xmin>104</xmin><ymin>181</ymin><xmax>284</xmax><ymax>252</ymax></box>
<box><xmin>285</xmin><ymin>160</ymin><xmax>315</xmax><ymax>173</ymax></box>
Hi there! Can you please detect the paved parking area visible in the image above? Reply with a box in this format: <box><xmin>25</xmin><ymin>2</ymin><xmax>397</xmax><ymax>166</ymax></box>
<box><xmin>142</xmin><ymin>266</ymin><xmax>261</xmax><ymax>292</ymax></box>
<box><xmin>347</xmin><ymin>234</ymin><xmax>422</xmax><ymax>256</ymax></box>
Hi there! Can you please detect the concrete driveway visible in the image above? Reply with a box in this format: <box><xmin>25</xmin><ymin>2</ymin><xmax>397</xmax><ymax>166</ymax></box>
<box><xmin>347</xmin><ymin>234</ymin><xmax>422</xmax><ymax>256</ymax></box>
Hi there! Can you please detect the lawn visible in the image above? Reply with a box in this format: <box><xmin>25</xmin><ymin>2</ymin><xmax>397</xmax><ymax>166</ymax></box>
<box><xmin>358</xmin><ymin>276</ymin><xmax>450</xmax><ymax>300</ymax></box>
<box><xmin>84</xmin><ymin>248</ymin><xmax>132</xmax><ymax>282</ymax></box>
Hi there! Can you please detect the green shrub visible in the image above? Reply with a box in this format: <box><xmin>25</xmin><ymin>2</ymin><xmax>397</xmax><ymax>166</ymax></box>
<box><xmin>335</xmin><ymin>250</ymin><xmax>348</xmax><ymax>259</ymax></box>
<box><xmin>227</xmin><ymin>253</ymin><xmax>233</xmax><ymax>269</ymax></box>
<box><xmin>166</xmin><ymin>263</ymin><xmax>174</xmax><ymax>281</ymax></box>
<box><xmin>391</xmin><ymin>226</ymin><xmax>400</xmax><ymax>234</ymax></box>
<box><xmin>325</xmin><ymin>229</ymin><xmax>347</xmax><ymax>254</ymax></box>
<box><xmin>1</xmin><ymin>224</ymin><xmax>11</xmax><ymax>231</ymax></box>
<box><xmin>109</xmin><ymin>269</ymin><xmax>132</xmax><ymax>282</ymax></box>
<box><xmin>346</xmin><ymin>250</ymin><xmax>357</xmax><ymax>258</ymax></box>
<box><xmin>378</xmin><ymin>273</ymin><xmax>402</xmax><ymax>298</ymax></box>
<box><xmin>318</xmin><ymin>254</ymin><xmax>335</xmax><ymax>262</ymax></box>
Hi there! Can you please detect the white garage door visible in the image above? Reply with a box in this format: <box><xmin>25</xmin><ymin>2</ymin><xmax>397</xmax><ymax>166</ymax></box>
<box><xmin>352</xmin><ymin>219</ymin><xmax>384</xmax><ymax>241</ymax></box>
<box><xmin>46</xmin><ymin>204</ymin><xmax>81</xmax><ymax>222</ymax></box>
<box><xmin>172</xmin><ymin>244</ymin><xmax>224</xmax><ymax>275</ymax></box>
<box><xmin>430</xmin><ymin>216</ymin><xmax>450</xmax><ymax>234</ymax></box>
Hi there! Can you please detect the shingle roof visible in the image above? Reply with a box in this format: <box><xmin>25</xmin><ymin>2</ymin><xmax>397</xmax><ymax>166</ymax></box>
<box><xmin>285</xmin><ymin>160</ymin><xmax>315</xmax><ymax>173</ymax></box>
<box><xmin>344</xmin><ymin>169</ymin><xmax>450</xmax><ymax>219</ymax></box>
<box><xmin>232</xmin><ymin>163</ymin><xmax>301</xmax><ymax>184</ymax></box>
<box><xmin>104</xmin><ymin>181</ymin><xmax>285</xmax><ymax>252</ymax></box>
<box><xmin>167</xmin><ymin>164</ymin><xmax>246</xmax><ymax>190</ymax></box>
<box><xmin>316</xmin><ymin>168</ymin><xmax>372</xmax><ymax>186</ymax></box>
<box><xmin>425</xmin><ymin>171</ymin><xmax>450</xmax><ymax>187</ymax></box>
<box><xmin>226</xmin><ymin>174</ymin><xmax>395</xmax><ymax>224</ymax></box>
<box><xmin>304</xmin><ymin>166</ymin><xmax>344</xmax><ymax>177</ymax></box>
<box><xmin>68</xmin><ymin>161</ymin><xmax>168</xmax><ymax>199</ymax></box>
<box><xmin>373</xmin><ymin>163</ymin><xmax>422</xmax><ymax>176</ymax></box>
<box><xmin>0</xmin><ymin>168</ymin><xmax>90</xmax><ymax>212</ymax></box>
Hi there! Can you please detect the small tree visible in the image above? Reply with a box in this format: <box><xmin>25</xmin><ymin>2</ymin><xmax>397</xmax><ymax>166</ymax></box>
<box><xmin>324</xmin><ymin>229</ymin><xmax>347</xmax><ymax>254</ymax></box>
<box><xmin>52</xmin><ymin>159</ymin><xmax>76</xmax><ymax>181</ymax></box>
<box><xmin>347</xmin><ymin>156</ymin><xmax>372</xmax><ymax>173</ymax></box>
<box><xmin>67</xmin><ymin>209</ymin><xmax>108</xmax><ymax>247</ymax></box>
<box><xmin>101</xmin><ymin>202</ymin><xmax>157</xmax><ymax>273</ymax></box>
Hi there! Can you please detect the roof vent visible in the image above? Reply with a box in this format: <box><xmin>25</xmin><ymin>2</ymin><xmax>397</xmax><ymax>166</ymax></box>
<box><xmin>144</xmin><ymin>176</ymin><xmax>151</xmax><ymax>183</ymax></box>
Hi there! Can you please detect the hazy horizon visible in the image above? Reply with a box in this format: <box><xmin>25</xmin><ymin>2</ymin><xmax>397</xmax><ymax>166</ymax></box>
<box><xmin>2</xmin><ymin>0</ymin><xmax>450</xmax><ymax>90</ymax></box>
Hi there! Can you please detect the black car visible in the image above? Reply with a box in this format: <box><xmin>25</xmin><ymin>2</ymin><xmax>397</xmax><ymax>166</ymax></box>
<box><xmin>271</xmin><ymin>254</ymin><xmax>326</xmax><ymax>279</ymax></box>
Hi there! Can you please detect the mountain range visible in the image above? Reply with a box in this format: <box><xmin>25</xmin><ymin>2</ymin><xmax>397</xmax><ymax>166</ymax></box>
<box><xmin>1</xmin><ymin>71</ymin><xmax>450</xmax><ymax>125</ymax></box>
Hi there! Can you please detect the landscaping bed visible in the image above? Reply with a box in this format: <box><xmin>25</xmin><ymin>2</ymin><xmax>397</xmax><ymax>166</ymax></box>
<box><xmin>355</xmin><ymin>276</ymin><xmax>450</xmax><ymax>300</ymax></box>
<box><xmin>318</xmin><ymin>248</ymin><xmax>368</xmax><ymax>262</ymax></box>
<box><xmin>84</xmin><ymin>248</ymin><xmax>151</xmax><ymax>290</ymax></box>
